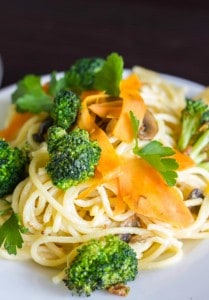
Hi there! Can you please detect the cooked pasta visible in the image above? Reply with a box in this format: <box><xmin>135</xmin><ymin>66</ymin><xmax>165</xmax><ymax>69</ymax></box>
<box><xmin>0</xmin><ymin>63</ymin><xmax>209</xmax><ymax>291</ymax></box>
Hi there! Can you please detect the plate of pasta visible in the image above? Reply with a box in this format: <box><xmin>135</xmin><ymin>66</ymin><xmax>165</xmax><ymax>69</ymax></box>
<box><xmin>0</xmin><ymin>53</ymin><xmax>209</xmax><ymax>300</ymax></box>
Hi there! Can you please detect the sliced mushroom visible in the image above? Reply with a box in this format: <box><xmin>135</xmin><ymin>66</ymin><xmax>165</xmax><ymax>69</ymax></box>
<box><xmin>33</xmin><ymin>116</ymin><xmax>53</xmax><ymax>143</ymax></box>
<box><xmin>120</xmin><ymin>215</ymin><xmax>141</xmax><ymax>228</ymax></box>
<box><xmin>108</xmin><ymin>284</ymin><xmax>130</xmax><ymax>296</ymax></box>
<box><xmin>130</xmin><ymin>235</ymin><xmax>143</xmax><ymax>244</ymax></box>
<box><xmin>187</xmin><ymin>188</ymin><xmax>204</xmax><ymax>215</ymax></box>
<box><xmin>119</xmin><ymin>215</ymin><xmax>141</xmax><ymax>242</ymax></box>
<box><xmin>138</xmin><ymin>109</ymin><xmax>158</xmax><ymax>140</ymax></box>
<box><xmin>188</xmin><ymin>188</ymin><xmax>204</xmax><ymax>199</ymax></box>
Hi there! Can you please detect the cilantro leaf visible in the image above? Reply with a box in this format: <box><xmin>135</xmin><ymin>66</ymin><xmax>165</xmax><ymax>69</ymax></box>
<box><xmin>63</xmin><ymin>70</ymin><xmax>82</xmax><ymax>94</ymax></box>
<box><xmin>12</xmin><ymin>75</ymin><xmax>53</xmax><ymax>113</ymax></box>
<box><xmin>137</xmin><ymin>141</ymin><xmax>175</xmax><ymax>157</ymax></box>
<box><xmin>130</xmin><ymin>110</ymin><xmax>140</xmax><ymax>151</ymax></box>
<box><xmin>0</xmin><ymin>212</ymin><xmax>27</xmax><ymax>255</ymax></box>
<box><xmin>11</xmin><ymin>53</ymin><xmax>124</xmax><ymax>114</ymax></box>
<box><xmin>136</xmin><ymin>141</ymin><xmax>179</xmax><ymax>186</ymax></box>
<box><xmin>94</xmin><ymin>52</ymin><xmax>124</xmax><ymax>97</ymax></box>
<box><xmin>160</xmin><ymin>170</ymin><xmax>178</xmax><ymax>187</ymax></box>
<box><xmin>48</xmin><ymin>72</ymin><xmax>67</xmax><ymax>97</ymax></box>
<box><xmin>130</xmin><ymin>111</ymin><xmax>179</xmax><ymax>186</ymax></box>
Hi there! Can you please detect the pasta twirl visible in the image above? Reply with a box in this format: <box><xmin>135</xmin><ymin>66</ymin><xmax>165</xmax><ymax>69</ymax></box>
<box><xmin>0</xmin><ymin>64</ymin><xmax>209</xmax><ymax>292</ymax></box>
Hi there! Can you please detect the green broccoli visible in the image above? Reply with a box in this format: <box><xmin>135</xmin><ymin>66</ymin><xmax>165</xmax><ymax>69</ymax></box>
<box><xmin>12</xmin><ymin>58</ymin><xmax>104</xmax><ymax>114</ymax></box>
<box><xmin>0</xmin><ymin>139</ymin><xmax>28</xmax><ymax>198</ymax></box>
<box><xmin>189</xmin><ymin>110</ymin><xmax>209</xmax><ymax>161</ymax></box>
<box><xmin>64</xmin><ymin>57</ymin><xmax>105</xmax><ymax>94</ymax></box>
<box><xmin>178</xmin><ymin>98</ymin><xmax>209</xmax><ymax>151</ymax></box>
<box><xmin>64</xmin><ymin>235</ymin><xmax>138</xmax><ymax>296</ymax></box>
<box><xmin>32</xmin><ymin>89</ymin><xmax>80</xmax><ymax>142</ymax></box>
<box><xmin>12</xmin><ymin>78</ymin><xmax>81</xmax><ymax>128</ymax></box>
<box><xmin>11</xmin><ymin>53</ymin><xmax>122</xmax><ymax>115</ymax></box>
<box><xmin>50</xmin><ymin>90</ymin><xmax>80</xmax><ymax>129</ymax></box>
<box><xmin>177</xmin><ymin>98</ymin><xmax>209</xmax><ymax>163</ymax></box>
<box><xmin>46</xmin><ymin>126</ymin><xmax>101</xmax><ymax>190</ymax></box>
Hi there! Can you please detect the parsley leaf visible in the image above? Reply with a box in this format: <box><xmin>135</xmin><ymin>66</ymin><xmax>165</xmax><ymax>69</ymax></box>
<box><xmin>137</xmin><ymin>140</ymin><xmax>175</xmax><ymax>157</ymax></box>
<box><xmin>136</xmin><ymin>141</ymin><xmax>179</xmax><ymax>186</ymax></box>
<box><xmin>94</xmin><ymin>52</ymin><xmax>124</xmax><ymax>97</ymax></box>
<box><xmin>130</xmin><ymin>111</ymin><xmax>179</xmax><ymax>186</ymax></box>
<box><xmin>48</xmin><ymin>72</ymin><xmax>67</xmax><ymax>97</ymax></box>
<box><xmin>0</xmin><ymin>212</ymin><xmax>27</xmax><ymax>255</ymax></box>
<box><xmin>129</xmin><ymin>110</ymin><xmax>140</xmax><ymax>151</ymax></box>
<box><xmin>12</xmin><ymin>75</ymin><xmax>53</xmax><ymax>113</ymax></box>
<box><xmin>11</xmin><ymin>53</ymin><xmax>124</xmax><ymax>113</ymax></box>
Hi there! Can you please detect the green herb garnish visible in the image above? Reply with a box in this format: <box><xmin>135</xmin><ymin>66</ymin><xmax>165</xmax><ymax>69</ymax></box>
<box><xmin>130</xmin><ymin>111</ymin><xmax>179</xmax><ymax>186</ymax></box>
<box><xmin>12</xmin><ymin>75</ymin><xmax>53</xmax><ymax>113</ymax></box>
<box><xmin>94</xmin><ymin>52</ymin><xmax>123</xmax><ymax>97</ymax></box>
<box><xmin>0</xmin><ymin>212</ymin><xmax>27</xmax><ymax>255</ymax></box>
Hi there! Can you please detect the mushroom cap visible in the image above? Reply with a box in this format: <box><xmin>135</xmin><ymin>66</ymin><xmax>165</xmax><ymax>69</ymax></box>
<box><xmin>138</xmin><ymin>109</ymin><xmax>158</xmax><ymax>140</ymax></box>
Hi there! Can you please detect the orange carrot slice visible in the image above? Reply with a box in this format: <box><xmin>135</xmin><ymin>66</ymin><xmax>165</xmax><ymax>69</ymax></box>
<box><xmin>78</xmin><ymin>96</ymin><xmax>121</xmax><ymax>177</ymax></box>
<box><xmin>118</xmin><ymin>156</ymin><xmax>194</xmax><ymax>228</ymax></box>
<box><xmin>0</xmin><ymin>111</ymin><xmax>33</xmax><ymax>141</ymax></box>
<box><xmin>113</xmin><ymin>74</ymin><xmax>146</xmax><ymax>143</ymax></box>
<box><xmin>120</xmin><ymin>73</ymin><xmax>142</xmax><ymax>98</ymax></box>
<box><xmin>173</xmin><ymin>150</ymin><xmax>195</xmax><ymax>171</ymax></box>
<box><xmin>89</xmin><ymin>100</ymin><xmax>122</xmax><ymax>118</ymax></box>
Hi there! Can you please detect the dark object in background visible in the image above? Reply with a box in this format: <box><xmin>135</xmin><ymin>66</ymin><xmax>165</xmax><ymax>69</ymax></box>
<box><xmin>0</xmin><ymin>0</ymin><xmax>209</xmax><ymax>87</ymax></box>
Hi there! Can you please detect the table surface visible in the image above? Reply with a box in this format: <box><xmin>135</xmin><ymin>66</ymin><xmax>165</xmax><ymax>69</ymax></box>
<box><xmin>0</xmin><ymin>0</ymin><xmax>209</xmax><ymax>87</ymax></box>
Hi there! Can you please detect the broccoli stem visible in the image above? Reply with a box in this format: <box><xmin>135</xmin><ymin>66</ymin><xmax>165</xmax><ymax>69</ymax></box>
<box><xmin>177</xmin><ymin>98</ymin><xmax>209</xmax><ymax>152</ymax></box>
<box><xmin>190</xmin><ymin>129</ymin><xmax>209</xmax><ymax>160</ymax></box>
<box><xmin>178</xmin><ymin>115</ymin><xmax>201</xmax><ymax>152</ymax></box>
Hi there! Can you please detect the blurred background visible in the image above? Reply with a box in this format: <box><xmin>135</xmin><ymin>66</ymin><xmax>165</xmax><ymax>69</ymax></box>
<box><xmin>0</xmin><ymin>0</ymin><xmax>209</xmax><ymax>87</ymax></box>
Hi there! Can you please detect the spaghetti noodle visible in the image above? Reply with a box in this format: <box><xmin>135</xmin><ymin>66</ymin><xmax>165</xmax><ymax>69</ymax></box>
<box><xmin>0</xmin><ymin>65</ymin><xmax>209</xmax><ymax>291</ymax></box>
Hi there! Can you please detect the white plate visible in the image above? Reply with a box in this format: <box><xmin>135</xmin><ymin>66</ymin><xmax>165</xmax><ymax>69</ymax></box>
<box><xmin>0</xmin><ymin>74</ymin><xmax>208</xmax><ymax>300</ymax></box>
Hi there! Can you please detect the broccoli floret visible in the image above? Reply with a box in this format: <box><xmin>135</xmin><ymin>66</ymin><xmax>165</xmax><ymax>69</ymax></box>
<box><xmin>46</xmin><ymin>126</ymin><xmax>101</xmax><ymax>190</ymax></box>
<box><xmin>189</xmin><ymin>110</ymin><xmax>209</xmax><ymax>161</ymax></box>
<box><xmin>178</xmin><ymin>98</ymin><xmax>209</xmax><ymax>152</ymax></box>
<box><xmin>46</xmin><ymin>126</ymin><xmax>66</xmax><ymax>154</ymax></box>
<box><xmin>64</xmin><ymin>235</ymin><xmax>138</xmax><ymax>296</ymax></box>
<box><xmin>12</xmin><ymin>75</ymin><xmax>81</xmax><ymax>129</ymax></box>
<box><xmin>0</xmin><ymin>139</ymin><xmax>28</xmax><ymax>198</ymax></box>
<box><xmin>177</xmin><ymin>98</ymin><xmax>209</xmax><ymax>163</ymax></box>
<box><xmin>50</xmin><ymin>90</ymin><xmax>80</xmax><ymax>130</ymax></box>
<box><xmin>65</xmin><ymin>57</ymin><xmax>105</xmax><ymax>94</ymax></box>
<box><xmin>11</xmin><ymin>55</ymin><xmax>115</xmax><ymax>114</ymax></box>
<box><xmin>32</xmin><ymin>89</ymin><xmax>80</xmax><ymax>142</ymax></box>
